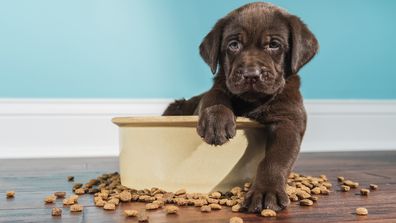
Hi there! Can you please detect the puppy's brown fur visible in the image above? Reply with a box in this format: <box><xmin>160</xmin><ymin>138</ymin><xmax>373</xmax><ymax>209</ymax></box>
<box><xmin>163</xmin><ymin>2</ymin><xmax>318</xmax><ymax>212</ymax></box>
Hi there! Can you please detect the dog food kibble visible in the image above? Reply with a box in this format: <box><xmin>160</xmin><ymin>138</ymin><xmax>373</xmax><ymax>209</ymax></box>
<box><xmin>369</xmin><ymin>184</ymin><xmax>378</xmax><ymax>190</ymax></box>
<box><xmin>309</xmin><ymin>196</ymin><xmax>319</xmax><ymax>202</ymax></box>
<box><xmin>119</xmin><ymin>190</ymin><xmax>132</xmax><ymax>202</ymax></box>
<box><xmin>95</xmin><ymin>199</ymin><xmax>106</xmax><ymax>207</ymax></box>
<box><xmin>343</xmin><ymin>180</ymin><xmax>359</xmax><ymax>188</ymax></box>
<box><xmin>296</xmin><ymin>190</ymin><xmax>311</xmax><ymax>199</ymax></box>
<box><xmin>6</xmin><ymin>191</ymin><xmax>15</xmax><ymax>198</ymax></box>
<box><xmin>67</xmin><ymin>176</ymin><xmax>74</xmax><ymax>181</ymax></box>
<box><xmin>341</xmin><ymin>185</ymin><xmax>351</xmax><ymax>192</ymax></box>
<box><xmin>261</xmin><ymin>209</ymin><xmax>277</xmax><ymax>217</ymax></box>
<box><xmin>175</xmin><ymin>189</ymin><xmax>186</xmax><ymax>196</ymax></box>
<box><xmin>60</xmin><ymin>171</ymin><xmax>380</xmax><ymax>220</ymax></box>
<box><xmin>300</xmin><ymin>199</ymin><xmax>314</xmax><ymax>206</ymax></box>
<box><xmin>219</xmin><ymin>199</ymin><xmax>227</xmax><ymax>205</ymax></box>
<box><xmin>360</xmin><ymin>189</ymin><xmax>370</xmax><ymax>196</ymax></box>
<box><xmin>146</xmin><ymin>203</ymin><xmax>160</xmax><ymax>210</ymax></box>
<box><xmin>321</xmin><ymin>189</ymin><xmax>330</xmax><ymax>195</ymax></box>
<box><xmin>74</xmin><ymin>188</ymin><xmax>85</xmax><ymax>195</ymax></box>
<box><xmin>207</xmin><ymin>198</ymin><xmax>219</xmax><ymax>204</ymax></box>
<box><xmin>73</xmin><ymin>183</ymin><xmax>83</xmax><ymax>191</ymax></box>
<box><xmin>231</xmin><ymin>187</ymin><xmax>242</xmax><ymax>195</ymax></box>
<box><xmin>226</xmin><ymin>199</ymin><xmax>238</xmax><ymax>207</ymax></box>
<box><xmin>201</xmin><ymin>205</ymin><xmax>212</xmax><ymax>212</ymax></box>
<box><xmin>209</xmin><ymin>203</ymin><xmax>222</xmax><ymax>210</ymax></box>
<box><xmin>44</xmin><ymin>195</ymin><xmax>57</xmax><ymax>203</ymax></box>
<box><xmin>54</xmin><ymin>192</ymin><xmax>66</xmax><ymax>198</ymax></box>
<box><xmin>320</xmin><ymin>175</ymin><xmax>328</xmax><ymax>181</ymax></box>
<box><xmin>175</xmin><ymin>198</ymin><xmax>189</xmax><ymax>206</ymax></box>
<box><xmin>164</xmin><ymin>205</ymin><xmax>179</xmax><ymax>214</ymax></box>
<box><xmin>322</xmin><ymin>182</ymin><xmax>332</xmax><ymax>188</ymax></box>
<box><xmin>88</xmin><ymin>188</ymin><xmax>100</xmax><ymax>194</ymax></box>
<box><xmin>230</xmin><ymin>216</ymin><xmax>244</xmax><ymax>223</ymax></box>
<box><xmin>137</xmin><ymin>212</ymin><xmax>149</xmax><ymax>222</ymax></box>
<box><xmin>311</xmin><ymin>187</ymin><xmax>321</xmax><ymax>195</ymax></box>
<box><xmin>108</xmin><ymin>198</ymin><xmax>120</xmax><ymax>205</ymax></box>
<box><xmin>153</xmin><ymin>200</ymin><xmax>164</xmax><ymax>207</ymax></box>
<box><xmin>289</xmin><ymin>194</ymin><xmax>299</xmax><ymax>202</ymax></box>
<box><xmin>210</xmin><ymin>191</ymin><xmax>221</xmax><ymax>199</ymax></box>
<box><xmin>68</xmin><ymin>195</ymin><xmax>78</xmax><ymax>202</ymax></box>
<box><xmin>70</xmin><ymin>204</ymin><xmax>83</xmax><ymax>212</ymax></box>
<box><xmin>231</xmin><ymin>204</ymin><xmax>241</xmax><ymax>212</ymax></box>
<box><xmin>62</xmin><ymin>198</ymin><xmax>75</xmax><ymax>205</ymax></box>
<box><xmin>103</xmin><ymin>203</ymin><xmax>116</xmax><ymax>210</ymax></box>
<box><xmin>51</xmin><ymin>207</ymin><xmax>62</xmax><ymax>216</ymax></box>
<box><xmin>356</xmin><ymin>207</ymin><xmax>368</xmax><ymax>215</ymax></box>
<box><xmin>124</xmin><ymin>209</ymin><xmax>139</xmax><ymax>217</ymax></box>
<box><xmin>194</xmin><ymin>199</ymin><xmax>206</xmax><ymax>207</ymax></box>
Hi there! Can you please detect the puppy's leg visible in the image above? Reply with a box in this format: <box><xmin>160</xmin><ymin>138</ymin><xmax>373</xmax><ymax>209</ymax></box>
<box><xmin>162</xmin><ymin>94</ymin><xmax>203</xmax><ymax>116</ymax></box>
<box><xmin>242</xmin><ymin>121</ymin><xmax>301</xmax><ymax>212</ymax></box>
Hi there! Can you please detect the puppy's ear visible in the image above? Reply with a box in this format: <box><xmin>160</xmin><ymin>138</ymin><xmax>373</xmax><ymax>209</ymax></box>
<box><xmin>199</xmin><ymin>19</ymin><xmax>226</xmax><ymax>74</ymax></box>
<box><xmin>288</xmin><ymin>15</ymin><xmax>319</xmax><ymax>74</ymax></box>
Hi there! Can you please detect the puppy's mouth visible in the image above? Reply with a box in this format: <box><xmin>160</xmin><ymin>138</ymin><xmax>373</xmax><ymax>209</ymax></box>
<box><xmin>226</xmin><ymin>71</ymin><xmax>279</xmax><ymax>95</ymax></box>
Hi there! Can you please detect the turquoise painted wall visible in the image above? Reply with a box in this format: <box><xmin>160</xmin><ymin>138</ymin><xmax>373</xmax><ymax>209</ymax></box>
<box><xmin>0</xmin><ymin>0</ymin><xmax>395</xmax><ymax>99</ymax></box>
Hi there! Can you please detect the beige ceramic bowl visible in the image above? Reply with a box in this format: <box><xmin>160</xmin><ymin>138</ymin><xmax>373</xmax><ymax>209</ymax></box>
<box><xmin>112</xmin><ymin>116</ymin><xmax>263</xmax><ymax>193</ymax></box>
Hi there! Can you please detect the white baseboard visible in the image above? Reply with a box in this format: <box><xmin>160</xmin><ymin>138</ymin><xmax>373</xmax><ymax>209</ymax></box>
<box><xmin>0</xmin><ymin>99</ymin><xmax>395</xmax><ymax>158</ymax></box>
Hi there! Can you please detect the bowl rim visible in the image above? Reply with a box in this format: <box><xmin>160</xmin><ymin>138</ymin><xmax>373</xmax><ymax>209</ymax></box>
<box><xmin>112</xmin><ymin>116</ymin><xmax>263</xmax><ymax>128</ymax></box>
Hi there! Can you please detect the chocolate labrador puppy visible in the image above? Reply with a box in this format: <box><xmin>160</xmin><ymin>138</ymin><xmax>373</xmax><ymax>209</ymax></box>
<box><xmin>163</xmin><ymin>2</ymin><xmax>318</xmax><ymax>212</ymax></box>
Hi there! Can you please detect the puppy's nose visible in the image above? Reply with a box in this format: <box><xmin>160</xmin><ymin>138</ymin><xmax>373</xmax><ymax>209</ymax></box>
<box><xmin>237</xmin><ymin>67</ymin><xmax>261</xmax><ymax>82</ymax></box>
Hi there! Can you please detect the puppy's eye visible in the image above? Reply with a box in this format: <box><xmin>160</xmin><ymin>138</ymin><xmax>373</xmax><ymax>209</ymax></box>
<box><xmin>228</xmin><ymin>40</ymin><xmax>241</xmax><ymax>52</ymax></box>
<box><xmin>268</xmin><ymin>40</ymin><xmax>281</xmax><ymax>49</ymax></box>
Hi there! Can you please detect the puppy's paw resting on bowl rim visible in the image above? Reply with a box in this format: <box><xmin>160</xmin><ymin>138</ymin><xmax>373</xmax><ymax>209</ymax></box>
<box><xmin>197</xmin><ymin>104</ymin><xmax>236</xmax><ymax>146</ymax></box>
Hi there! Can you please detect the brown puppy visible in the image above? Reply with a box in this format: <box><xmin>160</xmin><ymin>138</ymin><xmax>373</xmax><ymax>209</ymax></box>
<box><xmin>163</xmin><ymin>2</ymin><xmax>318</xmax><ymax>212</ymax></box>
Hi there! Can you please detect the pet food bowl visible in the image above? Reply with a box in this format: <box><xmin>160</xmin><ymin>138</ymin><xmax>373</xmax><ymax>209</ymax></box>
<box><xmin>112</xmin><ymin>116</ymin><xmax>264</xmax><ymax>193</ymax></box>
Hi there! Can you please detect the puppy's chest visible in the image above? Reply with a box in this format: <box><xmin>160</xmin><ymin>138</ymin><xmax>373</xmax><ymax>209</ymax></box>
<box><xmin>231</xmin><ymin>98</ymin><xmax>271</xmax><ymax>117</ymax></box>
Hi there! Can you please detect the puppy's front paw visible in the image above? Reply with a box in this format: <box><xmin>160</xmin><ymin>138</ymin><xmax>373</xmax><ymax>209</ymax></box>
<box><xmin>241</xmin><ymin>185</ymin><xmax>290</xmax><ymax>213</ymax></box>
<box><xmin>197</xmin><ymin>105</ymin><xmax>236</xmax><ymax>146</ymax></box>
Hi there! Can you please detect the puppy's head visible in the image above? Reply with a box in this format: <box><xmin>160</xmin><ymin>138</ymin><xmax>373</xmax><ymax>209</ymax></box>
<box><xmin>200</xmin><ymin>2</ymin><xmax>318</xmax><ymax>101</ymax></box>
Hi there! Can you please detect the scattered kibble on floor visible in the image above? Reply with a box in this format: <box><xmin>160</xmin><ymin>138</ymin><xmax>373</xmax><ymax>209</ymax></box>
<box><xmin>51</xmin><ymin>207</ymin><xmax>62</xmax><ymax>216</ymax></box>
<box><xmin>201</xmin><ymin>205</ymin><xmax>212</xmax><ymax>212</ymax></box>
<box><xmin>230</xmin><ymin>216</ymin><xmax>244</xmax><ymax>223</ymax></box>
<box><xmin>300</xmin><ymin>199</ymin><xmax>314</xmax><ymax>206</ymax></box>
<box><xmin>164</xmin><ymin>205</ymin><xmax>179</xmax><ymax>214</ymax></box>
<box><xmin>261</xmin><ymin>209</ymin><xmax>277</xmax><ymax>217</ymax></box>
<box><xmin>103</xmin><ymin>203</ymin><xmax>116</xmax><ymax>210</ymax></box>
<box><xmin>29</xmin><ymin>171</ymin><xmax>380</xmax><ymax>219</ymax></box>
<box><xmin>356</xmin><ymin>207</ymin><xmax>368</xmax><ymax>215</ymax></box>
<box><xmin>6</xmin><ymin>191</ymin><xmax>15</xmax><ymax>198</ymax></box>
<box><xmin>341</xmin><ymin>185</ymin><xmax>350</xmax><ymax>192</ymax></box>
<box><xmin>54</xmin><ymin>192</ymin><xmax>66</xmax><ymax>198</ymax></box>
<box><xmin>70</xmin><ymin>204</ymin><xmax>83</xmax><ymax>212</ymax></box>
<box><xmin>146</xmin><ymin>202</ymin><xmax>160</xmax><ymax>210</ymax></box>
<box><xmin>44</xmin><ymin>195</ymin><xmax>57</xmax><ymax>203</ymax></box>
<box><xmin>137</xmin><ymin>212</ymin><xmax>149</xmax><ymax>222</ymax></box>
<box><xmin>124</xmin><ymin>209</ymin><xmax>139</xmax><ymax>217</ymax></box>
<box><xmin>360</xmin><ymin>189</ymin><xmax>370</xmax><ymax>196</ymax></box>
<box><xmin>369</xmin><ymin>184</ymin><xmax>378</xmax><ymax>190</ymax></box>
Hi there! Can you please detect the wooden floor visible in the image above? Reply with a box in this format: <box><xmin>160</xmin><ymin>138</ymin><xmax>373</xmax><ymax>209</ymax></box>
<box><xmin>1</xmin><ymin>151</ymin><xmax>395</xmax><ymax>223</ymax></box>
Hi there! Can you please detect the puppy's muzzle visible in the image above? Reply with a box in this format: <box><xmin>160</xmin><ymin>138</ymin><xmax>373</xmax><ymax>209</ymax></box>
<box><xmin>236</xmin><ymin>66</ymin><xmax>273</xmax><ymax>84</ymax></box>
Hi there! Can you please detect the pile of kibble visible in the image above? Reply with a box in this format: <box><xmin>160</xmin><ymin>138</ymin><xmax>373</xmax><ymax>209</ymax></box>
<box><xmin>5</xmin><ymin>172</ymin><xmax>378</xmax><ymax>223</ymax></box>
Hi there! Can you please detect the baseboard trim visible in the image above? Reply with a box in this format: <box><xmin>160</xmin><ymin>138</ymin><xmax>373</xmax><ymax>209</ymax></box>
<box><xmin>1</xmin><ymin>99</ymin><xmax>395</xmax><ymax>158</ymax></box>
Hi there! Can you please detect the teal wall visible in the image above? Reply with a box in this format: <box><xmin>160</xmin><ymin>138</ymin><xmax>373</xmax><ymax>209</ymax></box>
<box><xmin>1</xmin><ymin>0</ymin><xmax>395</xmax><ymax>99</ymax></box>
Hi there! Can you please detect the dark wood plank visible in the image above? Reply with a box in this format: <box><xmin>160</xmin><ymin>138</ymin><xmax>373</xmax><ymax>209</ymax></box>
<box><xmin>1</xmin><ymin>151</ymin><xmax>396</xmax><ymax>223</ymax></box>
